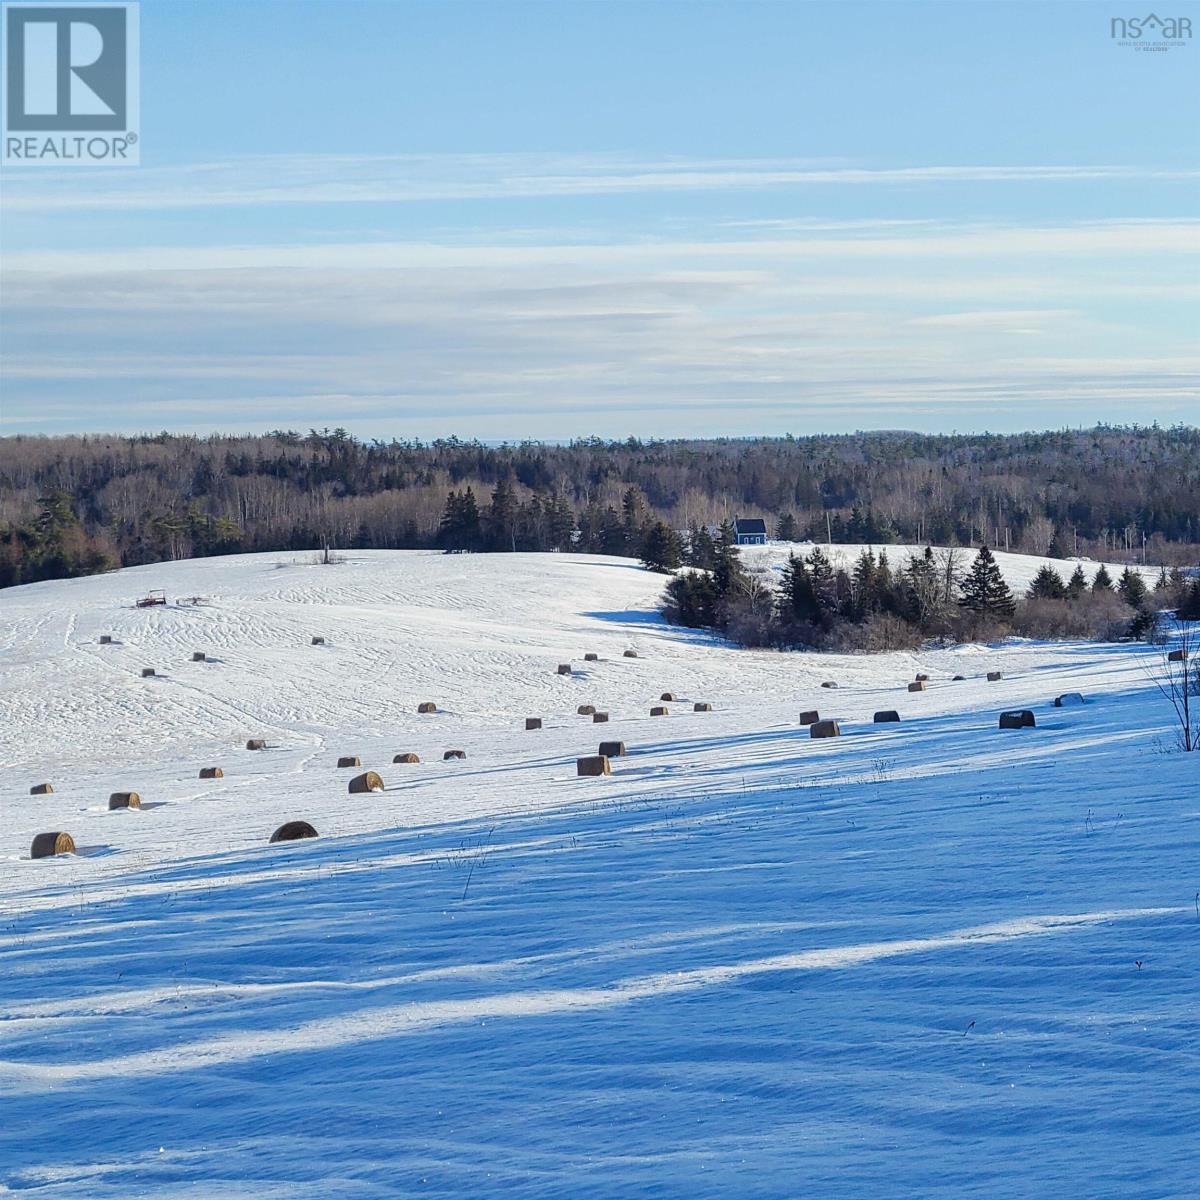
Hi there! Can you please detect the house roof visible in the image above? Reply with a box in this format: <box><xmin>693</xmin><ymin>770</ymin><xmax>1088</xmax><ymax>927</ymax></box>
<box><xmin>734</xmin><ymin>517</ymin><xmax>767</xmax><ymax>535</ymax></box>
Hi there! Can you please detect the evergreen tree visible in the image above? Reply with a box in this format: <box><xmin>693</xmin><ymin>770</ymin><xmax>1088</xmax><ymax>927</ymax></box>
<box><xmin>712</xmin><ymin>520</ymin><xmax>747</xmax><ymax>600</ymax></box>
<box><xmin>1117</xmin><ymin>567</ymin><xmax>1148</xmax><ymax>609</ymax></box>
<box><xmin>959</xmin><ymin>546</ymin><xmax>1015</xmax><ymax>617</ymax></box>
<box><xmin>1029</xmin><ymin>564</ymin><xmax>1067</xmax><ymax>600</ymax></box>
<box><xmin>640</xmin><ymin>521</ymin><xmax>683</xmax><ymax>574</ymax></box>
<box><xmin>1066</xmin><ymin>564</ymin><xmax>1089</xmax><ymax>600</ymax></box>
<box><xmin>777</xmin><ymin>552</ymin><xmax>821</xmax><ymax>624</ymax></box>
<box><xmin>688</xmin><ymin>524</ymin><xmax>717</xmax><ymax>570</ymax></box>
<box><xmin>806</xmin><ymin>547</ymin><xmax>838</xmax><ymax>616</ymax></box>
<box><xmin>1178</xmin><ymin>578</ymin><xmax>1200</xmax><ymax>621</ymax></box>
<box><xmin>1091</xmin><ymin>565</ymin><xmax>1114</xmax><ymax>593</ymax></box>
<box><xmin>774</xmin><ymin>511</ymin><xmax>799</xmax><ymax>542</ymax></box>
<box><xmin>486</xmin><ymin>479</ymin><xmax>519</xmax><ymax>551</ymax></box>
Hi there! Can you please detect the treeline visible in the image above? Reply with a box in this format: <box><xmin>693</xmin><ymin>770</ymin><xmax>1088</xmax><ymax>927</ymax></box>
<box><xmin>0</xmin><ymin>424</ymin><xmax>1198</xmax><ymax>588</ymax></box>
<box><xmin>654</xmin><ymin>525</ymin><xmax>1200</xmax><ymax>652</ymax></box>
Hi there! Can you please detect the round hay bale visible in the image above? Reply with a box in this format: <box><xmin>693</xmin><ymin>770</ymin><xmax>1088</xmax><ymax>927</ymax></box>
<box><xmin>525</xmin><ymin>717</ymin><xmax>542</xmax><ymax>731</ymax></box>
<box><xmin>820</xmin><ymin>681</ymin><xmax>838</xmax><ymax>689</ymax></box>
<box><xmin>1054</xmin><ymin>692</ymin><xmax>1085</xmax><ymax>708</ymax></box>
<box><xmin>417</xmin><ymin>702</ymin><xmax>437</xmax><ymax>714</ymax></box>
<box><xmin>999</xmin><ymin>710</ymin><xmax>1036</xmax><ymax>730</ymax></box>
<box><xmin>915</xmin><ymin>673</ymin><xmax>929</xmax><ymax>682</ymax></box>
<box><xmin>108</xmin><ymin>791</ymin><xmax>141</xmax><ymax>810</ymax></box>
<box><xmin>192</xmin><ymin>651</ymin><xmax>207</xmax><ymax>662</ymax></box>
<box><xmin>987</xmin><ymin>671</ymin><xmax>1003</xmax><ymax>682</ymax></box>
<box><xmin>799</xmin><ymin>710</ymin><xmax>820</xmax><ymax>725</ymax></box>
<box><xmin>443</xmin><ymin>749</ymin><xmax>467</xmax><ymax>761</ymax></box>
<box><xmin>584</xmin><ymin>653</ymin><xmax>599</xmax><ymax>662</ymax></box>
<box><xmin>693</xmin><ymin>702</ymin><xmax>713</xmax><ymax>712</ymax></box>
<box><xmin>245</xmin><ymin>738</ymin><xmax>266</xmax><ymax>750</ymax></box>
<box><xmin>650</xmin><ymin>705</ymin><xmax>668</xmax><ymax>716</ymax></box>
<box><xmin>199</xmin><ymin>767</ymin><xmax>223</xmax><ymax>779</ymax></box>
<box><xmin>598</xmin><ymin>740</ymin><xmax>626</xmax><ymax>757</ymax></box>
<box><xmin>30</xmin><ymin>831</ymin><xmax>75</xmax><ymax>858</ymax></box>
<box><xmin>337</xmin><ymin>756</ymin><xmax>361</xmax><ymax>768</ymax></box>
<box><xmin>29</xmin><ymin>782</ymin><xmax>54</xmax><ymax>795</ymax></box>
<box><xmin>907</xmin><ymin>681</ymin><xmax>926</xmax><ymax>692</ymax></box>
<box><xmin>348</xmin><ymin>771</ymin><xmax>384</xmax><ymax>793</ymax></box>
<box><xmin>810</xmin><ymin>719</ymin><xmax>841</xmax><ymax>739</ymax></box>
<box><xmin>311</xmin><ymin>636</ymin><xmax>326</xmax><ymax>645</ymax></box>
<box><xmin>1168</xmin><ymin>648</ymin><xmax>1187</xmax><ymax>662</ymax></box>
<box><xmin>660</xmin><ymin>692</ymin><xmax>676</xmax><ymax>701</ymax></box>
<box><xmin>577</xmin><ymin>704</ymin><xmax>596</xmax><ymax>715</ymax></box>
<box><xmin>873</xmin><ymin>710</ymin><xmax>900</xmax><ymax>723</ymax></box>
<box><xmin>99</xmin><ymin>634</ymin><xmax>113</xmax><ymax>645</ymax></box>
<box><xmin>393</xmin><ymin>752</ymin><xmax>420</xmax><ymax>763</ymax></box>
<box><xmin>623</xmin><ymin>649</ymin><xmax>638</xmax><ymax>658</ymax></box>
<box><xmin>141</xmin><ymin>667</ymin><xmax>156</xmax><ymax>678</ymax></box>
<box><xmin>270</xmin><ymin>820</ymin><xmax>317</xmax><ymax>843</ymax></box>
<box><xmin>557</xmin><ymin>663</ymin><xmax>573</xmax><ymax>675</ymax></box>
<box><xmin>592</xmin><ymin>711</ymin><xmax>610</xmax><ymax>723</ymax></box>
<box><xmin>952</xmin><ymin>675</ymin><xmax>966</xmax><ymax>681</ymax></box>
<box><xmin>576</xmin><ymin>755</ymin><xmax>611</xmax><ymax>777</ymax></box>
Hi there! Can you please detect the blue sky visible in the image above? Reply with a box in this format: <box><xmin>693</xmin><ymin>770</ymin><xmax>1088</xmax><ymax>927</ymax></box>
<box><xmin>1</xmin><ymin>0</ymin><xmax>1197</xmax><ymax>439</ymax></box>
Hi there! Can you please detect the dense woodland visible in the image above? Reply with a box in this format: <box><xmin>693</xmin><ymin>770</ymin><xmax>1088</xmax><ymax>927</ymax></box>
<box><xmin>0</xmin><ymin>425</ymin><xmax>1197</xmax><ymax>590</ymax></box>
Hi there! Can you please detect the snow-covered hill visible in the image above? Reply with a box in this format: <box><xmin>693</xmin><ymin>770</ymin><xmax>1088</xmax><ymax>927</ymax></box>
<box><xmin>0</xmin><ymin>551</ymin><xmax>1195</xmax><ymax>1198</ymax></box>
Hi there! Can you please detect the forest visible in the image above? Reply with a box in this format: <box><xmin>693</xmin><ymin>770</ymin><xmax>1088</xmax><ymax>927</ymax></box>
<box><xmin>0</xmin><ymin>424</ymin><xmax>1197</xmax><ymax>589</ymax></box>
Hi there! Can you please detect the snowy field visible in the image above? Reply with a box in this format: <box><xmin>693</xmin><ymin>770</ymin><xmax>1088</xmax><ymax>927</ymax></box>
<box><xmin>1</xmin><ymin>550</ymin><xmax>1196</xmax><ymax>1198</ymax></box>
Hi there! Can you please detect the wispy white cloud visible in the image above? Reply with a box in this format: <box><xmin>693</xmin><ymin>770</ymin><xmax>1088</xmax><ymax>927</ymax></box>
<box><xmin>3</xmin><ymin>152</ymin><xmax>1198</xmax><ymax>211</ymax></box>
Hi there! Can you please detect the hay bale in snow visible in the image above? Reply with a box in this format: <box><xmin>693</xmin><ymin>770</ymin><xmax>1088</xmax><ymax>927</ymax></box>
<box><xmin>908</xmin><ymin>681</ymin><xmax>926</xmax><ymax>692</ymax></box>
<box><xmin>443</xmin><ymin>749</ymin><xmax>466</xmax><ymax>761</ymax></box>
<box><xmin>99</xmin><ymin>635</ymin><xmax>113</xmax><ymax>645</ymax></box>
<box><xmin>799</xmin><ymin>710</ymin><xmax>820</xmax><ymax>725</ymax></box>
<box><xmin>584</xmin><ymin>653</ymin><xmax>599</xmax><ymax>662</ymax></box>
<box><xmin>270</xmin><ymin>821</ymin><xmax>317</xmax><ymax>843</ymax></box>
<box><xmin>141</xmin><ymin>667</ymin><xmax>156</xmax><ymax>678</ymax></box>
<box><xmin>577</xmin><ymin>704</ymin><xmax>596</xmax><ymax>715</ymax></box>
<box><xmin>245</xmin><ymin>738</ymin><xmax>266</xmax><ymax>750</ymax></box>
<box><xmin>915</xmin><ymin>673</ymin><xmax>929</xmax><ymax>682</ymax></box>
<box><xmin>29</xmin><ymin>782</ymin><xmax>54</xmax><ymax>795</ymax></box>
<box><xmin>987</xmin><ymin>671</ymin><xmax>1003</xmax><ymax>682</ymax></box>
<box><xmin>417</xmin><ymin>702</ymin><xmax>437</xmax><ymax>714</ymax></box>
<box><xmin>820</xmin><ymin>681</ymin><xmax>838</xmax><ymax>689</ymax></box>
<box><xmin>337</xmin><ymin>756</ymin><xmax>361</xmax><ymax>768</ymax></box>
<box><xmin>952</xmin><ymin>675</ymin><xmax>966</xmax><ymax>681</ymax></box>
<box><xmin>192</xmin><ymin>652</ymin><xmax>207</xmax><ymax>662</ymax></box>
<box><xmin>999</xmin><ymin>710</ymin><xmax>1036</xmax><ymax>729</ymax></box>
<box><xmin>592</xmin><ymin>711</ymin><xmax>609</xmax><ymax>723</ymax></box>
<box><xmin>393</xmin><ymin>752</ymin><xmax>420</xmax><ymax>763</ymax></box>
<box><xmin>311</xmin><ymin>636</ymin><xmax>325</xmax><ymax>645</ymax></box>
<box><xmin>199</xmin><ymin>767</ymin><xmax>223</xmax><ymax>779</ymax></box>
<box><xmin>693</xmin><ymin>702</ymin><xmax>713</xmax><ymax>712</ymax></box>
<box><xmin>650</xmin><ymin>706</ymin><xmax>668</xmax><ymax>716</ymax></box>
<box><xmin>660</xmin><ymin>692</ymin><xmax>676</xmax><ymax>701</ymax></box>
<box><xmin>623</xmin><ymin>650</ymin><xmax>638</xmax><ymax>658</ymax></box>
<box><xmin>1168</xmin><ymin>648</ymin><xmax>1187</xmax><ymax>662</ymax></box>
<box><xmin>598</xmin><ymin>741</ymin><xmax>626</xmax><ymax>757</ymax></box>
<box><xmin>108</xmin><ymin>791</ymin><xmax>141</xmax><ymax>810</ymax></box>
<box><xmin>31</xmin><ymin>831</ymin><xmax>75</xmax><ymax>858</ymax></box>
<box><xmin>810</xmin><ymin>719</ymin><xmax>840</xmax><ymax>738</ymax></box>
<box><xmin>874</xmin><ymin>710</ymin><xmax>900</xmax><ymax>723</ymax></box>
<box><xmin>348</xmin><ymin>771</ymin><xmax>384</xmax><ymax>793</ymax></box>
<box><xmin>557</xmin><ymin>663</ymin><xmax>573</xmax><ymax>675</ymax></box>
<box><xmin>576</xmin><ymin>755</ymin><xmax>611</xmax><ymax>777</ymax></box>
<box><xmin>1054</xmin><ymin>692</ymin><xmax>1085</xmax><ymax>707</ymax></box>
<box><xmin>525</xmin><ymin>717</ymin><xmax>542</xmax><ymax>730</ymax></box>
